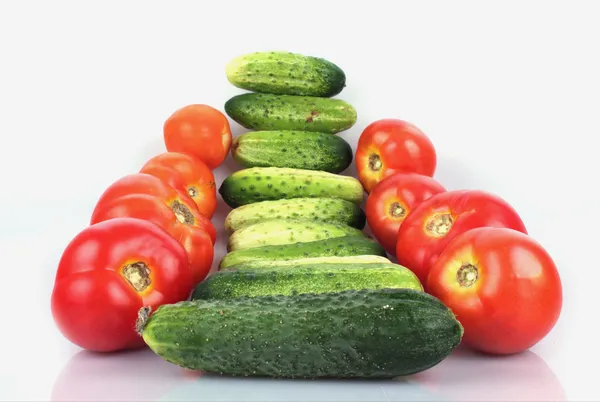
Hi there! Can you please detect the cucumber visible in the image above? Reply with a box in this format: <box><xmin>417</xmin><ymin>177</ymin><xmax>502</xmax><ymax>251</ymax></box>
<box><xmin>192</xmin><ymin>263</ymin><xmax>423</xmax><ymax>301</ymax></box>
<box><xmin>227</xmin><ymin>219</ymin><xmax>365</xmax><ymax>252</ymax></box>
<box><xmin>225</xmin><ymin>51</ymin><xmax>346</xmax><ymax>98</ymax></box>
<box><xmin>224</xmin><ymin>93</ymin><xmax>357</xmax><ymax>134</ymax></box>
<box><xmin>219</xmin><ymin>235</ymin><xmax>387</xmax><ymax>269</ymax></box>
<box><xmin>222</xmin><ymin>255</ymin><xmax>392</xmax><ymax>271</ymax></box>
<box><xmin>137</xmin><ymin>288</ymin><xmax>463</xmax><ymax>378</ymax></box>
<box><xmin>224</xmin><ymin>197</ymin><xmax>366</xmax><ymax>234</ymax></box>
<box><xmin>219</xmin><ymin>167</ymin><xmax>364</xmax><ymax>208</ymax></box>
<box><xmin>231</xmin><ymin>130</ymin><xmax>353</xmax><ymax>173</ymax></box>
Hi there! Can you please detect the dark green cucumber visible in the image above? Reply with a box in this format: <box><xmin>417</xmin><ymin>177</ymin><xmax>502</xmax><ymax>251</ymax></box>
<box><xmin>224</xmin><ymin>93</ymin><xmax>357</xmax><ymax>134</ymax></box>
<box><xmin>224</xmin><ymin>197</ymin><xmax>366</xmax><ymax>234</ymax></box>
<box><xmin>219</xmin><ymin>167</ymin><xmax>364</xmax><ymax>208</ymax></box>
<box><xmin>192</xmin><ymin>263</ymin><xmax>423</xmax><ymax>301</ymax></box>
<box><xmin>225</xmin><ymin>51</ymin><xmax>346</xmax><ymax>97</ymax></box>
<box><xmin>228</xmin><ymin>219</ymin><xmax>365</xmax><ymax>252</ymax></box>
<box><xmin>137</xmin><ymin>288</ymin><xmax>463</xmax><ymax>378</ymax></box>
<box><xmin>219</xmin><ymin>235</ymin><xmax>387</xmax><ymax>269</ymax></box>
<box><xmin>231</xmin><ymin>130</ymin><xmax>353</xmax><ymax>173</ymax></box>
<box><xmin>222</xmin><ymin>255</ymin><xmax>392</xmax><ymax>271</ymax></box>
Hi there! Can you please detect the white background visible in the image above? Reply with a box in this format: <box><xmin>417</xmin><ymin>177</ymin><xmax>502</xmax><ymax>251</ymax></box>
<box><xmin>0</xmin><ymin>1</ymin><xmax>597</xmax><ymax>401</ymax></box>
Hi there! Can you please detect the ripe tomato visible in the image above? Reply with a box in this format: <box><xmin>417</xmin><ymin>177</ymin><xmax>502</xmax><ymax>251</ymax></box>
<box><xmin>365</xmin><ymin>173</ymin><xmax>446</xmax><ymax>255</ymax></box>
<box><xmin>355</xmin><ymin>119</ymin><xmax>437</xmax><ymax>193</ymax></box>
<box><xmin>51</xmin><ymin>218</ymin><xmax>194</xmax><ymax>352</ymax></box>
<box><xmin>395</xmin><ymin>189</ymin><xmax>527</xmax><ymax>286</ymax></box>
<box><xmin>140</xmin><ymin>152</ymin><xmax>217</xmax><ymax>219</ymax></box>
<box><xmin>163</xmin><ymin>104</ymin><xmax>232</xmax><ymax>170</ymax></box>
<box><xmin>427</xmin><ymin>227</ymin><xmax>563</xmax><ymax>355</ymax></box>
<box><xmin>90</xmin><ymin>173</ymin><xmax>215</xmax><ymax>283</ymax></box>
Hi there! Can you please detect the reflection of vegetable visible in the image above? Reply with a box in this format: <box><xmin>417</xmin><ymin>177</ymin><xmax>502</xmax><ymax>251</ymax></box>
<box><xmin>427</xmin><ymin>227</ymin><xmax>562</xmax><ymax>355</ymax></box>
<box><xmin>366</xmin><ymin>172</ymin><xmax>446</xmax><ymax>255</ymax></box>
<box><xmin>396</xmin><ymin>189</ymin><xmax>527</xmax><ymax>286</ymax></box>
<box><xmin>51</xmin><ymin>218</ymin><xmax>193</xmax><ymax>352</ymax></box>
<box><xmin>90</xmin><ymin>173</ymin><xmax>215</xmax><ymax>283</ymax></box>
<box><xmin>356</xmin><ymin>119</ymin><xmax>437</xmax><ymax>193</ymax></box>
<box><xmin>137</xmin><ymin>288</ymin><xmax>463</xmax><ymax>378</ymax></box>
<box><xmin>140</xmin><ymin>152</ymin><xmax>217</xmax><ymax>219</ymax></box>
<box><xmin>163</xmin><ymin>104</ymin><xmax>232</xmax><ymax>170</ymax></box>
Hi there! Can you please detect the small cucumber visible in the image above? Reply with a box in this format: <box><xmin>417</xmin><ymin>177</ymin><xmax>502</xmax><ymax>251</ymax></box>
<box><xmin>191</xmin><ymin>263</ymin><xmax>423</xmax><ymax>301</ymax></box>
<box><xmin>219</xmin><ymin>235</ymin><xmax>387</xmax><ymax>269</ymax></box>
<box><xmin>224</xmin><ymin>93</ymin><xmax>357</xmax><ymax>134</ymax></box>
<box><xmin>218</xmin><ymin>167</ymin><xmax>364</xmax><ymax>208</ymax></box>
<box><xmin>227</xmin><ymin>219</ymin><xmax>365</xmax><ymax>252</ymax></box>
<box><xmin>231</xmin><ymin>130</ymin><xmax>353</xmax><ymax>173</ymax></box>
<box><xmin>225</xmin><ymin>51</ymin><xmax>346</xmax><ymax>97</ymax></box>
<box><xmin>224</xmin><ymin>197</ymin><xmax>366</xmax><ymax>234</ymax></box>
<box><xmin>220</xmin><ymin>255</ymin><xmax>392</xmax><ymax>271</ymax></box>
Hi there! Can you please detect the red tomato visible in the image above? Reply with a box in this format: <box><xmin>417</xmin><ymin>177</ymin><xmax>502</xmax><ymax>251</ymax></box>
<box><xmin>355</xmin><ymin>119</ymin><xmax>437</xmax><ymax>193</ymax></box>
<box><xmin>51</xmin><ymin>218</ymin><xmax>194</xmax><ymax>352</ymax></box>
<box><xmin>395</xmin><ymin>189</ymin><xmax>527</xmax><ymax>286</ymax></box>
<box><xmin>365</xmin><ymin>173</ymin><xmax>446</xmax><ymax>255</ymax></box>
<box><xmin>427</xmin><ymin>227</ymin><xmax>562</xmax><ymax>355</ymax></box>
<box><xmin>90</xmin><ymin>173</ymin><xmax>215</xmax><ymax>283</ymax></box>
<box><xmin>163</xmin><ymin>104</ymin><xmax>232</xmax><ymax>170</ymax></box>
<box><xmin>140</xmin><ymin>152</ymin><xmax>217</xmax><ymax>219</ymax></box>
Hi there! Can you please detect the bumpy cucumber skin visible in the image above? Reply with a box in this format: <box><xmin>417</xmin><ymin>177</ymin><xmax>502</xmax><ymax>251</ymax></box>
<box><xmin>227</xmin><ymin>219</ymin><xmax>365</xmax><ymax>252</ymax></box>
<box><xmin>231</xmin><ymin>130</ymin><xmax>353</xmax><ymax>173</ymax></box>
<box><xmin>225</xmin><ymin>51</ymin><xmax>346</xmax><ymax>98</ymax></box>
<box><xmin>224</xmin><ymin>197</ymin><xmax>366</xmax><ymax>234</ymax></box>
<box><xmin>221</xmin><ymin>255</ymin><xmax>392</xmax><ymax>271</ymax></box>
<box><xmin>224</xmin><ymin>93</ymin><xmax>357</xmax><ymax>134</ymax></box>
<box><xmin>219</xmin><ymin>167</ymin><xmax>364</xmax><ymax>208</ymax></box>
<box><xmin>219</xmin><ymin>236</ymin><xmax>387</xmax><ymax>269</ymax></box>
<box><xmin>139</xmin><ymin>288</ymin><xmax>463</xmax><ymax>379</ymax></box>
<box><xmin>191</xmin><ymin>263</ymin><xmax>423</xmax><ymax>301</ymax></box>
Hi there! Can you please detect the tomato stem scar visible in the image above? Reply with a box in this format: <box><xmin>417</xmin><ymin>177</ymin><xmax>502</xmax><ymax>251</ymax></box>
<box><xmin>389</xmin><ymin>202</ymin><xmax>406</xmax><ymax>218</ymax></box>
<box><xmin>368</xmin><ymin>154</ymin><xmax>382</xmax><ymax>171</ymax></box>
<box><xmin>425</xmin><ymin>213</ymin><xmax>453</xmax><ymax>237</ymax></box>
<box><xmin>171</xmin><ymin>200</ymin><xmax>195</xmax><ymax>225</ymax></box>
<box><xmin>122</xmin><ymin>262</ymin><xmax>151</xmax><ymax>292</ymax></box>
<box><xmin>457</xmin><ymin>263</ymin><xmax>479</xmax><ymax>287</ymax></box>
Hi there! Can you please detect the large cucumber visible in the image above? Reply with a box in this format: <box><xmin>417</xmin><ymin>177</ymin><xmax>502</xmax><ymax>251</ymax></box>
<box><xmin>219</xmin><ymin>236</ymin><xmax>387</xmax><ymax>269</ymax></box>
<box><xmin>231</xmin><ymin>130</ymin><xmax>353</xmax><ymax>173</ymax></box>
<box><xmin>192</xmin><ymin>263</ymin><xmax>423</xmax><ymax>301</ymax></box>
<box><xmin>219</xmin><ymin>167</ymin><xmax>364</xmax><ymax>208</ymax></box>
<box><xmin>221</xmin><ymin>255</ymin><xmax>392</xmax><ymax>271</ymax></box>
<box><xmin>224</xmin><ymin>93</ymin><xmax>357</xmax><ymax>134</ymax></box>
<box><xmin>224</xmin><ymin>197</ymin><xmax>366</xmax><ymax>234</ymax></box>
<box><xmin>227</xmin><ymin>219</ymin><xmax>365</xmax><ymax>252</ymax></box>
<box><xmin>137</xmin><ymin>288</ymin><xmax>464</xmax><ymax>378</ymax></box>
<box><xmin>225</xmin><ymin>51</ymin><xmax>346</xmax><ymax>98</ymax></box>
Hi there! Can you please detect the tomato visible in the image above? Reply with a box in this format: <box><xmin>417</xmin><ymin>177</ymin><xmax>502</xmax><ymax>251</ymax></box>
<box><xmin>355</xmin><ymin>119</ymin><xmax>437</xmax><ymax>193</ymax></box>
<box><xmin>395</xmin><ymin>189</ymin><xmax>527</xmax><ymax>286</ymax></box>
<box><xmin>51</xmin><ymin>218</ymin><xmax>194</xmax><ymax>352</ymax></box>
<box><xmin>426</xmin><ymin>227</ymin><xmax>563</xmax><ymax>355</ymax></box>
<box><xmin>365</xmin><ymin>173</ymin><xmax>446</xmax><ymax>255</ymax></box>
<box><xmin>140</xmin><ymin>152</ymin><xmax>217</xmax><ymax>219</ymax></box>
<box><xmin>163</xmin><ymin>104</ymin><xmax>232</xmax><ymax>170</ymax></box>
<box><xmin>90</xmin><ymin>173</ymin><xmax>215</xmax><ymax>283</ymax></box>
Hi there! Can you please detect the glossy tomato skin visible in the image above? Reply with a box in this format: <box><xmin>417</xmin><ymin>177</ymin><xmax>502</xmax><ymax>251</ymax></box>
<box><xmin>365</xmin><ymin>173</ymin><xmax>446</xmax><ymax>255</ymax></box>
<box><xmin>163</xmin><ymin>104</ymin><xmax>232</xmax><ymax>170</ymax></box>
<box><xmin>51</xmin><ymin>218</ymin><xmax>193</xmax><ymax>352</ymax></box>
<box><xmin>396</xmin><ymin>189</ymin><xmax>527</xmax><ymax>286</ymax></box>
<box><xmin>90</xmin><ymin>173</ymin><xmax>215</xmax><ymax>283</ymax></box>
<box><xmin>356</xmin><ymin>119</ymin><xmax>437</xmax><ymax>193</ymax></box>
<box><xmin>427</xmin><ymin>227</ymin><xmax>562</xmax><ymax>355</ymax></box>
<box><xmin>140</xmin><ymin>152</ymin><xmax>217</xmax><ymax>219</ymax></box>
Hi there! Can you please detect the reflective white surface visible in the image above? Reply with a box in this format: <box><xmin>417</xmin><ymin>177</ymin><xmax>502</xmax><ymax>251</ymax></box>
<box><xmin>1</xmin><ymin>1</ymin><xmax>598</xmax><ymax>401</ymax></box>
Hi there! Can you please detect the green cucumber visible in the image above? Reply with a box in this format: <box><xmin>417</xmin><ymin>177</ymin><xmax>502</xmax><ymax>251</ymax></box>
<box><xmin>227</xmin><ymin>219</ymin><xmax>365</xmax><ymax>252</ymax></box>
<box><xmin>219</xmin><ymin>235</ymin><xmax>387</xmax><ymax>269</ymax></box>
<box><xmin>192</xmin><ymin>263</ymin><xmax>423</xmax><ymax>301</ymax></box>
<box><xmin>137</xmin><ymin>288</ymin><xmax>463</xmax><ymax>378</ymax></box>
<box><xmin>221</xmin><ymin>255</ymin><xmax>392</xmax><ymax>271</ymax></box>
<box><xmin>231</xmin><ymin>130</ymin><xmax>353</xmax><ymax>173</ymax></box>
<box><xmin>224</xmin><ymin>93</ymin><xmax>357</xmax><ymax>134</ymax></box>
<box><xmin>219</xmin><ymin>167</ymin><xmax>364</xmax><ymax>208</ymax></box>
<box><xmin>225</xmin><ymin>51</ymin><xmax>346</xmax><ymax>97</ymax></box>
<box><xmin>224</xmin><ymin>197</ymin><xmax>366</xmax><ymax>234</ymax></box>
